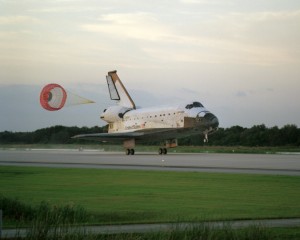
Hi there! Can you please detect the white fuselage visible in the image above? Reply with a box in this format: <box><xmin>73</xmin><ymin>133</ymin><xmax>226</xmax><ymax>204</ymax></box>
<box><xmin>101</xmin><ymin>101</ymin><xmax>210</xmax><ymax>133</ymax></box>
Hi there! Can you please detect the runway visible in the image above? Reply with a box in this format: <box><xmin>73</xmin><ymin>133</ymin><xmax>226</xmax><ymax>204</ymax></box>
<box><xmin>1</xmin><ymin>149</ymin><xmax>300</xmax><ymax>175</ymax></box>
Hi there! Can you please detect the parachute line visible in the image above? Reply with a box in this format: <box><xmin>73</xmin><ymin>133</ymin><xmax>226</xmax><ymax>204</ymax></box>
<box><xmin>65</xmin><ymin>92</ymin><xmax>95</xmax><ymax>107</ymax></box>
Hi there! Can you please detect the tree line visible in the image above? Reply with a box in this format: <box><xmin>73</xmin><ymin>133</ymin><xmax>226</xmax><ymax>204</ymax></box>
<box><xmin>180</xmin><ymin>124</ymin><xmax>300</xmax><ymax>146</ymax></box>
<box><xmin>0</xmin><ymin>124</ymin><xmax>299</xmax><ymax>146</ymax></box>
<box><xmin>0</xmin><ymin>125</ymin><xmax>107</xmax><ymax>145</ymax></box>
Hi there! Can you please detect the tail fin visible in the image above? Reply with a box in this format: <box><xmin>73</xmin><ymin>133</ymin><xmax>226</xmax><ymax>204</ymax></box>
<box><xmin>106</xmin><ymin>70</ymin><xmax>136</xmax><ymax>109</ymax></box>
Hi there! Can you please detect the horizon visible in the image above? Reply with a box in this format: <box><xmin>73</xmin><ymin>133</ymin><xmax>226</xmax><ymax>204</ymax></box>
<box><xmin>1</xmin><ymin>122</ymin><xmax>299</xmax><ymax>133</ymax></box>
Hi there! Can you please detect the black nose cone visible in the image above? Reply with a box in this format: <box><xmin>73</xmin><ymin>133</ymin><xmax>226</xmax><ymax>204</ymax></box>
<box><xmin>204</xmin><ymin>113</ymin><xmax>219</xmax><ymax>128</ymax></box>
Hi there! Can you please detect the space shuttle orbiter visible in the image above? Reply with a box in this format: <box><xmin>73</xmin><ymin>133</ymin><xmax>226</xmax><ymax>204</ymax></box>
<box><xmin>73</xmin><ymin>70</ymin><xmax>219</xmax><ymax>155</ymax></box>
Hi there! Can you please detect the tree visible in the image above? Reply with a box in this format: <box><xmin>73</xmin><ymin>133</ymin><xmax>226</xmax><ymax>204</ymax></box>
<box><xmin>0</xmin><ymin>124</ymin><xmax>300</xmax><ymax>146</ymax></box>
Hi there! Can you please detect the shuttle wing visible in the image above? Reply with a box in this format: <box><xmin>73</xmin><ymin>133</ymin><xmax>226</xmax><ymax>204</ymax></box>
<box><xmin>72</xmin><ymin>132</ymin><xmax>144</xmax><ymax>142</ymax></box>
<box><xmin>72</xmin><ymin>128</ymin><xmax>180</xmax><ymax>142</ymax></box>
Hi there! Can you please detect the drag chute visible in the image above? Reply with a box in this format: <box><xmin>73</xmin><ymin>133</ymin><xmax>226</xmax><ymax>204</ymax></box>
<box><xmin>40</xmin><ymin>84</ymin><xmax>67</xmax><ymax>111</ymax></box>
<box><xmin>40</xmin><ymin>83</ymin><xmax>94</xmax><ymax>111</ymax></box>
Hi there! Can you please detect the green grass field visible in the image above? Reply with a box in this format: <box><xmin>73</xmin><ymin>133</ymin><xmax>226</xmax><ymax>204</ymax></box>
<box><xmin>1</xmin><ymin>166</ymin><xmax>300</xmax><ymax>225</ymax></box>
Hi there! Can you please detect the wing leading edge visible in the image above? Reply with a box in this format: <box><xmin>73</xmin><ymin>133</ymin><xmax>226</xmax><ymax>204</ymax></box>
<box><xmin>72</xmin><ymin>132</ymin><xmax>144</xmax><ymax>142</ymax></box>
<box><xmin>72</xmin><ymin>128</ymin><xmax>181</xmax><ymax>143</ymax></box>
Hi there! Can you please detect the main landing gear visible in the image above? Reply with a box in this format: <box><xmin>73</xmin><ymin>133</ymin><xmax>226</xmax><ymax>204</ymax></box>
<box><xmin>158</xmin><ymin>148</ymin><xmax>167</xmax><ymax>155</ymax></box>
<box><xmin>123</xmin><ymin>139</ymin><xmax>176</xmax><ymax>155</ymax></box>
<box><xmin>126</xmin><ymin>149</ymin><xmax>135</xmax><ymax>155</ymax></box>
<box><xmin>125</xmin><ymin>148</ymin><xmax>167</xmax><ymax>155</ymax></box>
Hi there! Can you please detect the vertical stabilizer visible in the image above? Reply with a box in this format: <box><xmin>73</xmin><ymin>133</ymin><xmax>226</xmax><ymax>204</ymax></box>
<box><xmin>106</xmin><ymin>70</ymin><xmax>136</xmax><ymax>109</ymax></box>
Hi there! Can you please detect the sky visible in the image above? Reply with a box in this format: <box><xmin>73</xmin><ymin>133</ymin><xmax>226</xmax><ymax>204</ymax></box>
<box><xmin>0</xmin><ymin>0</ymin><xmax>300</xmax><ymax>132</ymax></box>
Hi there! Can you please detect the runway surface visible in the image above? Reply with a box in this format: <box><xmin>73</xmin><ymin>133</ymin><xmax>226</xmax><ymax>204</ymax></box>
<box><xmin>1</xmin><ymin>149</ymin><xmax>300</xmax><ymax>175</ymax></box>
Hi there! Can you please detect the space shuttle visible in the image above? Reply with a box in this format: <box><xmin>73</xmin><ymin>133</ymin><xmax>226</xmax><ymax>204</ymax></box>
<box><xmin>73</xmin><ymin>70</ymin><xmax>219</xmax><ymax>155</ymax></box>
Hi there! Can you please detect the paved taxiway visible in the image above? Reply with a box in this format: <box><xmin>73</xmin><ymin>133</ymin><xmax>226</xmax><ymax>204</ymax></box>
<box><xmin>2</xmin><ymin>218</ymin><xmax>300</xmax><ymax>238</ymax></box>
<box><xmin>0</xmin><ymin>149</ymin><xmax>300</xmax><ymax>175</ymax></box>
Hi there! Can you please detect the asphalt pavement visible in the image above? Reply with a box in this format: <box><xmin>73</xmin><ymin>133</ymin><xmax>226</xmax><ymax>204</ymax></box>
<box><xmin>0</xmin><ymin>149</ymin><xmax>300</xmax><ymax>175</ymax></box>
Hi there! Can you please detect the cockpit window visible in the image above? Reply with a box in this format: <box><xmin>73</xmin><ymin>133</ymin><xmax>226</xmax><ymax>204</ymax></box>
<box><xmin>185</xmin><ymin>104</ymin><xmax>193</xmax><ymax>109</ymax></box>
<box><xmin>193</xmin><ymin>102</ymin><xmax>204</xmax><ymax>107</ymax></box>
<box><xmin>185</xmin><ymin>102</ymin><xmax>204</xmax><ymax>109</ymax></box>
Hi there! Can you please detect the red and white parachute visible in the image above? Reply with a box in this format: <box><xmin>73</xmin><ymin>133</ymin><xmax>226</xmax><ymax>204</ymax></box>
<box><xmin>40</xmin><ymin>84</ymin><xmax>67</xmax><ymax>111</ymax></box>
<box><xmin>40</xmin><ymin>83</ymin><xmax>94</xmax><ymax>111</ymax></box>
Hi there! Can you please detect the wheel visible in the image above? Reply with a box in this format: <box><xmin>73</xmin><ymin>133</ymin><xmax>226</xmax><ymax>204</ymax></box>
<box><xmin>163</xmin><ymin>148</ymin><xmax>167</xmax><ymax>155</ymax></box>
<box><xmin>130</xmin><ymin>149</ymin><xmax>135</xmax><ymax>155</ymax></box>
<box><xmin>126</xmin><ymin>149</ymin><xmax>135</xmax><ymax>155</ymax></box>
<box><xmin>158</xmin><ymin>148</ymin><xmax>163</xmax><ymax>155</ymax></box>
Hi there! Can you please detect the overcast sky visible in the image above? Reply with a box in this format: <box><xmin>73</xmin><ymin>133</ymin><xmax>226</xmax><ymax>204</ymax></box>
<box><xmin>1</xmin><ymin>0</ymin><xmax>300</xmax><ymax>132</ymax></box>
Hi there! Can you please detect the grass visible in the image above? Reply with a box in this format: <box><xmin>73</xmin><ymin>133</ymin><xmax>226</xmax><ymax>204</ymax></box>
<box><xmin>0</xmin><ymin>202</ymin><xmax>281</xmax><ymax>240</ymax></box>
<box><xmin>22</xmin><ymin>223</ymin><xmax>279</xmax><ymax>240</ymax></box>
<box><xmin>1</xmin><ymin>166</ymin><xmax>300</xmax><ymax>226</ymax></box>
<box><xmin>0</xmin><ymin>196</ymin><xmax>87</xmax><ymax>223</ymax></box>
<box><xmin>0</xmin><ymin>197</ymin><xmax>296</xmax><ymax>239</ymax></box>
<box><xmin>1</xmin><ymin>166</ymin><xmax>300</xmax><ymax>239</ymax></box>
<box><xmin>1</xmin><ymin>200</ymin><xmax>299</xmax><ymax>240</ymax></box>
<box><xmin>1</xmin><ymin>198</ymin><xmax>300</xmax><ymax>239</ymax></box>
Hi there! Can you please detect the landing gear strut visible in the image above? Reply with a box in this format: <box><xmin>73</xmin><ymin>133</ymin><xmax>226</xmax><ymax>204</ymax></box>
<box><xmin>158</xmin><ymin>148</ymin><xmax>167</xmax><ymax>155</ymax></box>
<box><xmin>204</xmin><ymin>133</ymin><xmax>208</xmax><ymax>143</ymax></box>
<box><xmin>126</xmin><ymin>149</ymin><xmax>135</xmax><ymax>155</ymax></box>
<box><xmin>124</xmin><ymin>139</ymin><xmax>135</xmax><ymax>155</ymax></box>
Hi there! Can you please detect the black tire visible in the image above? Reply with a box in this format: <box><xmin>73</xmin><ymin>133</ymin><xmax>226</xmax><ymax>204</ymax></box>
<box><xmin>158</xmin><ymin>148</ymin><xmax>163</xmax><ymax>155</ymax></box>
<box><xmin>130</xmin><ymin>149</ymin><xmax>135</xmax><ymax>155</ymax></box>
<box><xmin>163</xmin><ymin>148</ymin><xmax>167</xmax><ymax>155</ymax></box>
<box><xmin>126</xmin><ymin>149</ymin><xmax>131</xmax><ymax>155</ymax></box>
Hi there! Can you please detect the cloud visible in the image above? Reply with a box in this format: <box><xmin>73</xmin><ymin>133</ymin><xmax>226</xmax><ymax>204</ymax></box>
<box><xmin>214</xmin><ymin>10</ymin><xmax>300</xmax><ymax>42</ymax></box>
<box><xmin>235</xmin><ymin>91</ymin><xmax>247</xmax><ymax>97</ymax></box>
<box><xmin>81</xmin><ymin>12</ymin><xmax>170</xmax><ymax>42</ymax></box>
<box><xmin>28</xmin><ymin>6</ymin><xmax>99</xmax><ymax>13</ymax></box>
<box><xmin>0</xmin><ymin>1</ymin><xmax>299</xmax><ymax>129</ymax></box>
<box><xmin>180</xmin><ymin>0</ymin><xmax>232</xmax><ymax>5</ymax></box>
<box><xmin>80</xmin><ymin>7</ymin><xmax>300</xmax><ymax>66</ymax></box>
<box><xmin>0</xmin><ymin>16</ymin><xmax>40</xmax><ymax>25</ymax></box>
<box><xmin>237</xmin><ymin>9</ymin><xmax>300</xmax><ymax>22</ymax></box>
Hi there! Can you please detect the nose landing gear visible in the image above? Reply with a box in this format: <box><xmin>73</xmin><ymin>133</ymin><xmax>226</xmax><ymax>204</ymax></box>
<box><xmin>204</xmin><ymin>133</ymin><xmax>208</xmax><ymax>143</ymax></box>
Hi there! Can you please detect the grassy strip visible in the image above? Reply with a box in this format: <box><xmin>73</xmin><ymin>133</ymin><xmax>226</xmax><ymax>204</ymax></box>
<box><xmin>1</xmin><ymin>166</ymin><xmax>300</xmax><ymax>226</ymax></box>
<box><xmin>15</xmin><ymin>223</ymin><xmax>282</xmax><ymax>240</ymax></box>
<box><xmin>1</xmin><ymin>197</ymin><xmax>300</xmax><ymax>239</ymax></box>
<box><xmin>1</xmin><ymin>144</ymin><xmax>300</xmax><ymax>153</ymax></box>
<box><xmin>14</xmin><ymin>226</ymin><xmax>300</xmax><ymax>240</ymax></box>
<box><xmin>0</xmin><ymin>196</ymin><xmax>87</xmax><ymax>223</ymax></box>
<box><xmin>128</xmin><ymin>226</ymin><xmax>300</xmax><ymax>240</ymax></box>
